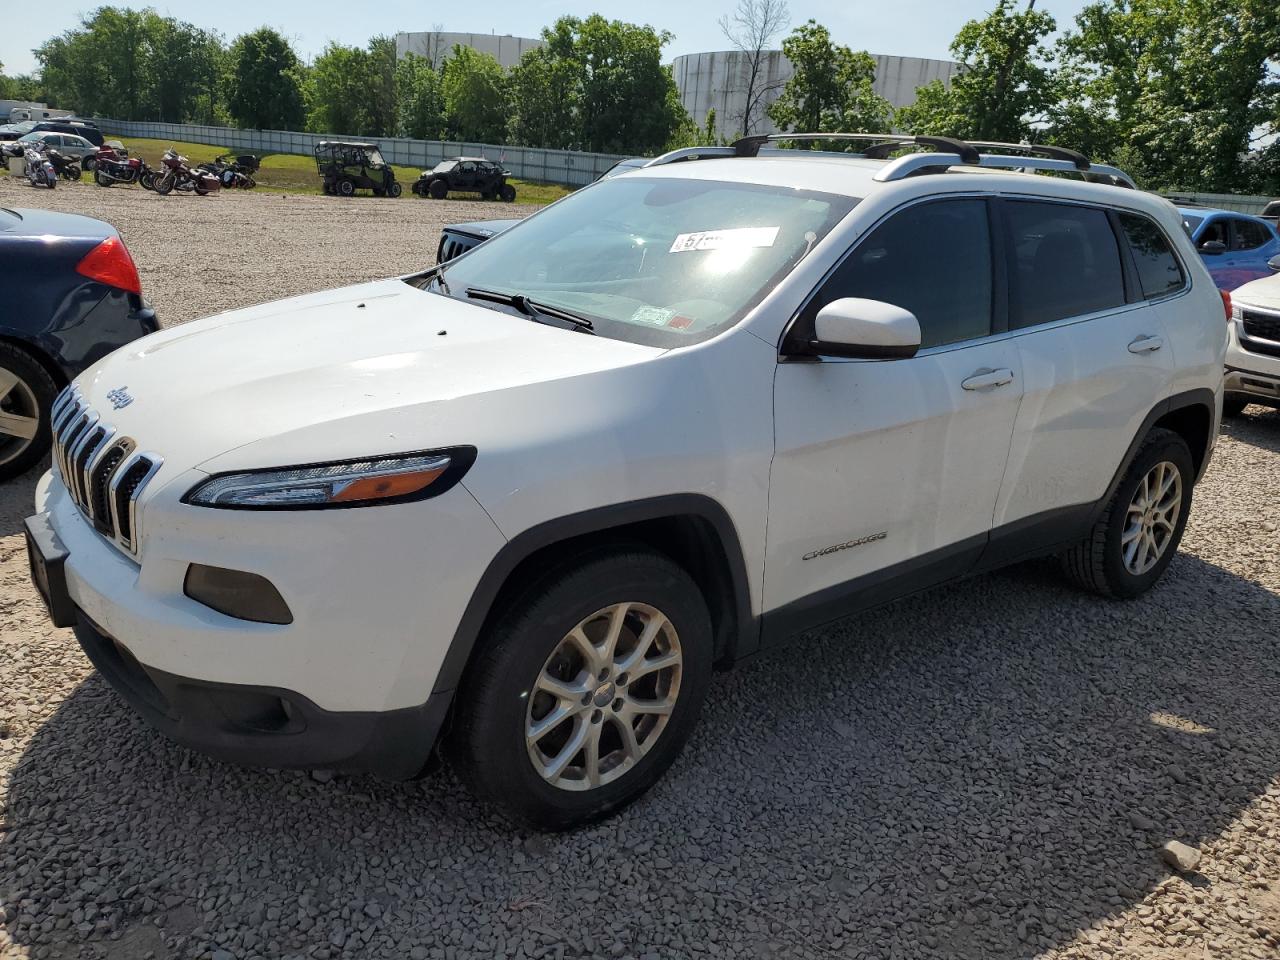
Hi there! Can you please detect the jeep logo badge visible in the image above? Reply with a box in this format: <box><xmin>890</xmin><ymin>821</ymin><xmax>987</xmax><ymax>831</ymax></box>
<box><xmin>106</xmin><ymin>387</ymin><xmax>134</xmax><ymax>410</ymax></box>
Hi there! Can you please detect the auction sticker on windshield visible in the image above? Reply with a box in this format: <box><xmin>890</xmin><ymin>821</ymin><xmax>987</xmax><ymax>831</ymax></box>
<box><xmin>669</xmin><ymin>226</ymin><xmax>779</xmax><ymax>253</ymax></box>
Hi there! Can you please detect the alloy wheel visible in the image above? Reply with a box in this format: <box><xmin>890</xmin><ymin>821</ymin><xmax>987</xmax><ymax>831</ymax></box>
<box><xmin>525</xmin><ymin>602</ymin><xmax>682</xmax><ymax>792</ymax></box>
<box><xmin>1123</xmin><ymin>460</ymin><xmax>1183</xmax><ymax>575</ymax></box>
<box><xmin>0</xmin><ymin>367</ymin><xmax>40</xmax><ymax>466</ymax></box>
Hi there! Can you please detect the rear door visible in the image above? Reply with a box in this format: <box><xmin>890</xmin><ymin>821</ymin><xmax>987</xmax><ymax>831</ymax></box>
<box><xmin>989</xmin><ymin>199</ymin><xmax>1176</xmax><ymax>554</ymax></box>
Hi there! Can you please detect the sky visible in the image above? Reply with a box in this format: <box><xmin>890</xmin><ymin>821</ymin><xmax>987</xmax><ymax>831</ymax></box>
<box><xmin>1</xmin><ymin>0</ymin><xmax>1096</xmax><ymax>78</ymax></box>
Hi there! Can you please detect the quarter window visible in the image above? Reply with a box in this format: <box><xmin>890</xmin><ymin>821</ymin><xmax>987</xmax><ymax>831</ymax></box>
<box><xmin>805</xmin><ymin>199</ymin><xmax>994</xmax><ymax>350</ymax></box>
<box><xmin>1006</xmin><ymin>200</ymin><xmax>1126</xmax><ymax>328</ymax></box>
<box><xmin>1119</xmin><ymin>213</ymin><xmax>1184</xmax><ymax>300</ymax></box>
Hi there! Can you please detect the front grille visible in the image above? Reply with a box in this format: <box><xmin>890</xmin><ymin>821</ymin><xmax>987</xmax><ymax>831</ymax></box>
<box><xmin>50</xmin><ymin>388</ymin><xmax>162</xmax><ymax>556</ymax></box>
<box><xmin>437</xmin><ymin>233</ymin><xmax>481</xmax><ymax>264</ymax></box>
<box><xmin>1243</xmin><ymin>310</ymin><xmax>1280</xmax><ymax>343</ymax></box>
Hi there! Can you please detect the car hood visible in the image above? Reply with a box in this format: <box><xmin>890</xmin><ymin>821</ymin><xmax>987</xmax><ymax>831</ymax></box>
<box><xmin>1232</xmin><ymin>273</ymin><xmax>1280</xmax><ymax>310</ymax></box>
<box><xmin>73</xmin><ymin>278</ymin><xmax>662</xmax><ymax>478</ymax></box>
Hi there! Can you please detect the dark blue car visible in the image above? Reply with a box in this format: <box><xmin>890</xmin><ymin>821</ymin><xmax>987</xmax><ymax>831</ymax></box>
<box><xmin>1179</xmin><ymin>206</ymin><xmax>1280</xmax><ymax>291</ymax></box>
<box><xmin>0</xmin><ymin>207</ymin><xmax>157</xmax><ymax>481</ymax></box>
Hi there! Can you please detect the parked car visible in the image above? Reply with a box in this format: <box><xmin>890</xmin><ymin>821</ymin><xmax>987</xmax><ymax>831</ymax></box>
<box><xmin>0</xmin><ymin>208</ymin><xmax>157</xmax><ymax>481</ymax></box>
<box><xmin>1262</xmin><ymin>200</ymin><xmax>1279</xmax><ymax>223</ymax></box>
<box><xmin>5</xmin><ymin>130</ymin><xmax>97</xmax><ymax>164</ymax></box>
<box><xmin>1223</xmin><ymin>262</ymin><xmax>1280</xmax><ymax>415</ymax></box>
<box><xmin>315</xmin><ymin>141</ymin><xmax>401</xmax><ymax>197</ymax></box>
<box><xmin>26</xmin><ymin>134</ymin><xmax>1224</xmax><ymax>830</ymax></box>
<box><xmin>1180</xmin><ymin>205</ymin><xmax>1280</xmax><ymax>290</ymax></box>
<box><xmin>437</xmin><ymin>218</ymin><xmax>522</xmax><ymax>263</ymax></box>
<box><xmin>413</xmin><ymin>157</ymin><xmax>515</xmax><ymax>201</ymax></box>
<box><xmin>599</xmin><ymin>157</ymin><xmax>649</xmax><ymax>180</ymax></box>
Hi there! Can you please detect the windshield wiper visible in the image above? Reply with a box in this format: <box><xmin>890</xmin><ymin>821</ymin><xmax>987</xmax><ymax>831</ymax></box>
<box><xmin>465</xmin><ymin>287</ymin><xmax>595</xmax><ymax>333</ymax></box>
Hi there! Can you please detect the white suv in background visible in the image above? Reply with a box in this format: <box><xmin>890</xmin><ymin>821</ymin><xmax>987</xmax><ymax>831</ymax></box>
<box><xmin>26</xmin><ymin>134</ymin><xmax>1226</xmax><ymax>829</ymax></box>
<box><xmin>1224</xmin><ymin>265</ymin><xmax>1280</xmax><ymax>415</ymax></box>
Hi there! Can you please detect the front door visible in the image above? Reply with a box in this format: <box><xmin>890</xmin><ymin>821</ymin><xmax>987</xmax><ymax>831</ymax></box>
<box><xmin>764</xmin><ymin>197</ymin><xmax>1023</xmax><ymax>637</ymax></box>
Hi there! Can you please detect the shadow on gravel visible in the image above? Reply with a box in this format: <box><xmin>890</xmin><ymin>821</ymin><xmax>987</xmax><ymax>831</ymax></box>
<box><xmin>0</xmin><ymin>467</ymin><xmax>41</xmax><ymax>540</ymax></box>
<box><xmin>4</xmin><ymin>552</ymin><xmax>1280</xmax><ymax>959</ymax></box>
<box><xmin>1223</xmin><ymin>404</ymin><xmax>1280</xmax><ymax>451</ymax></box>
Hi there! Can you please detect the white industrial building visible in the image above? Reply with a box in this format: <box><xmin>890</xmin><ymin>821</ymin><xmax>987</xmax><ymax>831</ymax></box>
<box><xmin>673</xmin><ymin>51</ymin><xmax>961</xmax><ymax>139</ymax></box>
<box><xmin>394</xmin><ymin>32</ymin><xmax>545</xmax><ymax>68</ymax></box>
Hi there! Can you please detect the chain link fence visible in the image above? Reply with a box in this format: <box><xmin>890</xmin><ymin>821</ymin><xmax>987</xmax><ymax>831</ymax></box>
<box><xmin>93</xmin><ymin>119</ymin><xmax>628</xmax><ymax>188</ymax></box>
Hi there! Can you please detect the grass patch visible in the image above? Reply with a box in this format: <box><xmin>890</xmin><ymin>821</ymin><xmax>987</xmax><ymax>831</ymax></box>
<box><xmin>101</xmin><ymin>136</ymin><xmax>572</xmax><ymax>204</ymax></box>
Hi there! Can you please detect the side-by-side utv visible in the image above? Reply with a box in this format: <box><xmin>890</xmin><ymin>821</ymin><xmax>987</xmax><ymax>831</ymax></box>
<box><xmin>315</xmin><ymin>141</ymin><xmax>402</xmax><ymax>197</ymax></box>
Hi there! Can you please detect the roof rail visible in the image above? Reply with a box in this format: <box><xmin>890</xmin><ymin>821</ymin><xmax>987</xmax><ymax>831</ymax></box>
<box><xmin>731</xmin><ymin>132</ymin><xmax>981</xmax><ymax>164</ymax></box>
<box><xmin>875</xmin><ymin>151</ymin><xmax>1137</xmax><ymax>189</ymax></box>
<box><xmin>645</xmin><ymin>146</ymin><xmax>737</xmax><ymax>166</ymax></box>
<box><xmin>965</xmin><ymin>141</ymin><xmax>1090</xmax><ymax>171</ymax></box>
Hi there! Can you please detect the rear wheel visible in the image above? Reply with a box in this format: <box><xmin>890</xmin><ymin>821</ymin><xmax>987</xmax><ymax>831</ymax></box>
<box><xmin>139</xmin><ymin>170</ymin><xmax>156</xmax><ymax>191</ymax></box>
<box><xmin>1222</xmin><ymin>393</ymin><xmax>1249</xmax><ymax>418</ymax></box>
<box><xmin>337</xmin><ymin>178</ymin><xmax>355</xmax><ymax>197</ymax></box>
<box><xmin>428</xmin><ymin>179</ymin><xmax>447</xmax><ymax>200</ymax></box>
<box><xmin>450</xmin><ymin>548</ymin><xmax>713</xmax><ymax>830</ymax></box>
<box><xmin>0</xmin><ymin>344</ymin><xmax>57</xmax><ymax>482</ymax></box>
<box><xmin>82</xmin><ymin>155</ymin><xmax>96</xmax><ymax>172</ymax></box>
<box><xmin>1060</xmin><ymin>428</ymin><xmax>1194</xmax><ymax>599</ymax></box>
<box><xmin>94</xmin><ymin>168</ymin><xmax>113</xmax><ymax>187</ymax></box>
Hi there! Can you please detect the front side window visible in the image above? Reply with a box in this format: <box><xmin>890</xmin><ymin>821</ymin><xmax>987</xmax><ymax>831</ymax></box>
<box><xmin>429</xmin><ymin>176</ymin><xmax>856</xmax><ymax>347</ymax></box>
<box><xmin>1232</xmin><ymin>218</ymin><xmax>1272</xmax><ymax>251</ymax></box>
<box><xmin>1197</xmin><ymin>219</ymin><xmax>1229</xmax><ymax>251</ymax></box>
<box><xmin>1007</xmin><ymin>200</ymin><xmax>1126</xmax><ymax>328</ymax></box>
<box><xmin>801</xmin><ymin>198</ymin><xmax>994</xmax><ymax>350</ymax></box>
<box><xmin>1119</xmin><ymin>213</ymin><xmax>1185</xmax><ymax>300</ymax></box>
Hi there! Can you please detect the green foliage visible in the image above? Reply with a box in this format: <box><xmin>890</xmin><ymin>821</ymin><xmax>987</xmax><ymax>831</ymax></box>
<box><xmin>227</xmin><ymin>28</ymin><xmax>305</xmax><ymax>131</ymax></box>
<box><xmin>767</xmin><ymin>20</ymin><xmax>893</xmax><ymax>134</ymax></box>
<box><xmin>441</xmin><ymin>45</ymin><xmax>508</xmax><ymax>142</ymax></box>
<box><xmin>896</xmin><ymin>0</ymin><xmax>1057</xmax><ymax>141</ymax></box>
<box><xmin>538</xmin><ymin>15</ymin><xmax>690</xmax><ymax>154</ymax></box>
<box><xmin>396</xmin><ymin>53</ymin><xmax>445</xmax><ymax>140</ymax></box>
<box><xmin>507</xmin><ymin>48</ymin><xmax>579</xmax><ymax>149</ymax></box>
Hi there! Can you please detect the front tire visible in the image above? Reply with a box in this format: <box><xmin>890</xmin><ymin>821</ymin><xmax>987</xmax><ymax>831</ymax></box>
<box><xmin>1060</xmin><ymin>428</ymin><xmax>1194</xmax><ymax>599</ymax></box>
<box><xmin>388</xmin><ymin>181</ymin><xmax>402</xmax><ymax>198</ymax></box>
<box><xmin>500</xmin><ymin>183</ymin><xmax>516</xmax><ymax>203</ymax></box>
<box><xmin>450</xmin><ymin>548</ymin><xmax>713</xmax><ymax>830</ymax></box>
<box><xmin>337</xmin><ymin>179</ymin><xmax>355</xmax><ymax>197</ymax></box>
<box><xmin>155</xmin><ymin>173</ymin><xmax>175</xmax><ymax>195</ymax></box>
<box><xmin>0</xmin><ymin>343</ymin><xmax>58</xmax><ymax>482</ymax></box>
<box><xmin>428</xmin><ymin>179</ymin><xmax>447</xmax><ymax>200</ymax></box>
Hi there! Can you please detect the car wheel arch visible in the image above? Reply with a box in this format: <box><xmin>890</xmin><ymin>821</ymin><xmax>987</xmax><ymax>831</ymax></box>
<box><xmin>433</xmin><ymin>495</ymin><xmax>758</xmax><ymax>700</ymax></box>
<box><xmin>0</xmin><ymin>333</ymin><xmax>67</xmax><ymax>392</ymax></box>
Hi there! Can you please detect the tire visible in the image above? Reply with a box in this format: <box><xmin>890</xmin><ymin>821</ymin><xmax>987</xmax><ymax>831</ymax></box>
<box><xmin>428</xmin><ymin>179</ymin><xmax>447</xmax><ymax>200</ymax></box>
<box><xmin>1222</xmin><ymin>393</ymin><xmax>1249</xmax><ymax>418</ymax></box>
<box><xmin>155</xmin><ymin>173</ymin><xmax>175</xmax><ymax>195</ymax></box>
<box><xmin>0</xmin><ymin>343</ymin><xmax>58</xmax><ymax>483</ymax></box>
<box><xmin>500</xmin><ymin>183</ymin><xmax>516</xmax><ymax>203</ymax></box>
<box><xmin>83</xmin><ymin>155</ymin><xmax>95</xmax><ymax>172</ymax></box>
<box><xmin>94</xmin><ymin>168</ymin><xmax>113</xmax><ymax>187</ymax></box>
<box><xmin>1060</xmin><ymin>427</ymin><xmax>1195</xmax><ymax>599</ymax></box>
<box><xmin>140</xmin><ymin>170</ymin><xmax>156</xmax><ymax>191</ymax></box>
<box><xmin>337</xmin><ymin>179</ymin><xmax>355</xmax><ymax>197</ymax></box>
<box><xmin>449</xmin><ymin>547</ymin><xmax>713</xmax><ymax>830</ymax></box>
<box><xmin>194</xmin><ymin>181</ymin><xmax>209</xmax><ymax>196</ymax></box>
<box><xmin>388</xmin><ymin>181</ymin><xmax>402</xmax><ymax>198</ymax></box>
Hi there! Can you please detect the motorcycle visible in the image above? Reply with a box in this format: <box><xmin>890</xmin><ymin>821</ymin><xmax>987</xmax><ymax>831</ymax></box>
<box><xmin>197</xmin><ymin>154</ymin><xmax>259</xmax><ymax>189</ymax></box>
<box><xmin>23</xmin><ymin>146</ymin><xmax>57</xmax><ymax>189</ymax></box>
<box><xmin>93</xmin><ymin>151</ymin><xmax>153</xmax><ymax>188</ymax></box>
<box><xmin>45</xmin><ymin>148</ymin><xmax>81</xmax><ymax>181</ymax></box>
<box><xmin>155</xmin><ymin>148</ymin><xmax>220</xmax><ymax>196</ymax></box>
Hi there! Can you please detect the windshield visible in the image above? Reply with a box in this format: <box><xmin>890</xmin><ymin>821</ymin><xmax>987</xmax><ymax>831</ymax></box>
<box><xmin>433</xmin><ymin>160</ymin><xmax>458</xmax><ymax>173</ymax></box>
<box><xmin>12</xmin><ymin>122</ymin><xmax>37</xmax><ymax>135</ymax></box>
<box><xmin>366</xmin><ymin>148</ymin><xmax>386</xmax><ymax>166</ymax></box>
<box><xmin>1182</xmin><ymin>214</ymin><xmax>1204</xmax><ymax>236</ymax></box>
<box><xmin>431</xmin><ymin>176</ymin><xmax>856</xmax><ymax>347</ymax></box>
<box><xmin>18</xmin><ymin>133</ymin><xmax>43</xmax><ymax>143</ymax></box>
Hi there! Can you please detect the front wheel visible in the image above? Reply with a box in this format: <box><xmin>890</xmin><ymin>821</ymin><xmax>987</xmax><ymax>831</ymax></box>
<box><xmin>337</xmin><ymin>179</ymin><xmax>355</xmax><ymax>197</ymax></box>
<box><xmin>449</xmin><ymin>548</ymin><xmax>713</xmax><ymax>830</ymax></box>
<box><xmin>155</xmin><ymin>172</ymin><xmax>175</xmax><ymax>195</ymax></box>
<box><xmin>1060</xmin><ymin>428</ymin><xmax>1194</xmax><ymax>599</ymax></box>
<box><xmin>388</xmin><ymin>181</ymin><xmax>402</xmax><ymax>198</ymax></box>
<box><xmin>428</xmin><ymin>179</ymin><xmax>447</xmax><ymax>200</ymax></box>
<box><xmin>500</xmin><ymin>183</ymin><xmax>516</xmax><ymax>203</ymax></box>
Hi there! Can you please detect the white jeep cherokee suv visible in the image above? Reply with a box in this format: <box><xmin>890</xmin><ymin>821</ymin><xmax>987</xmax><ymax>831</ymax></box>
<box><xmin>26</xmin><ymin>134</ymin><xmax>1226</xmax><ymax>829</ymax></box>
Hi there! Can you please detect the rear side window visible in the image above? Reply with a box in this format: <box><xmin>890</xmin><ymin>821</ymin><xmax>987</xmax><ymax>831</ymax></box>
<box><xmin>807</xmin><ymin>198</ymin><xmax>993</xmax><ymax>349</ymax></box>
<box><xmin>1233</xmin><ymin>218</ymin><xmax>1273</xmax><ymax>251</ymax></box>
<box><xmin>1119</xmin><ymin>213</ymin><xmax>1185</xmax><ymax>300</ymax></box>
<box><xmin>1006</xmin><ymin>200</ymin><xmax>1126</xmax><ymax>328</ymax></box>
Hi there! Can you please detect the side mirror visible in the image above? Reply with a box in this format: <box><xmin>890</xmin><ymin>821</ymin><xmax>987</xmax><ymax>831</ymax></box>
<box><xmin>1268</xmin><ymin>255</ymin><xmax>1280</xmax><ymax>273</ymax></box>
<box><xmin>810</xmin><ymin>298</ymin><xmax>921</xmax><ymax>360</ymax></box>
<box><xmin>1199</xmin><ymin>240</ymin><xmax>1228</xmax><ymax>255</ymax></box>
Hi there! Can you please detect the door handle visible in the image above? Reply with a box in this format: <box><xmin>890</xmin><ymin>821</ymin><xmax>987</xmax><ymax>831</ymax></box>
<box><xmin>1128</xmin><ymin>335</ymin><xmax>1164</xmax><ymax>354</ymax></box>
<box><xmin>961</xmin><ymin>368</ymin><xmax>1015</xmax><ymax>391</ymax></box>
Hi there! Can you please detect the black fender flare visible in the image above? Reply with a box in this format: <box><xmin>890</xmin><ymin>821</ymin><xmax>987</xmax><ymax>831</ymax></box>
<box><xmin>432</xmin><ymin>494</ymin><xmax>757</xmax><ymax>695</ymax></box>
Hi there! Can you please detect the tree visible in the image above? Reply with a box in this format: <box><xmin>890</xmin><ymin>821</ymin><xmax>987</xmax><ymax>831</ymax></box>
<box><xmin>366</xmin><ymin>35</ymin><xmax>399</xmax><ymax>138</ymax></box>
<box><xmin>308</xmin><ymin>42</ymin><xmax>372</xmax><ymax>135</ymax></box>
<box><xmin>896</xmin><ymin>0</ymin><xmax>1056</xmax><ymax>142</ymax></box>
<box><xmin>718</xmin><ymin>0</ymin><xmax>791</xmax><ymax>137</ymax></box>
<box><xmin>441</xmin><ymin>45</ymin><xmax>508</xmax><ymax>142</ymax></box>
<box><xmin>396</xmin><ymin>52</ymin><xmax>444</xmax><ymax>140</ymax></box>
<box><xmin>541</xmin><ymin>15</ymin><xmax>690</xmax><ymax>154</ymax></box>
<box><xmin>507</xmin><ymin>48</ymin><xmax>579</xmax><ymax>148</ymax></box>
<box><xmin>767</xmin><ymin>21</ymin><xmax>893</xmax><ymax>134</ymax></box>
<box><xmin>227</xmin><ymin>28</ymin><xmax>305</xmax><ymax>130</ymax></box>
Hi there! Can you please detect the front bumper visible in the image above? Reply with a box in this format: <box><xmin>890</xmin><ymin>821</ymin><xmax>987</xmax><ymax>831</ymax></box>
<box><xmin>1226</xmin><ymin>320</ymin><xmax>1280</xmax><ymax>408</ymax></box>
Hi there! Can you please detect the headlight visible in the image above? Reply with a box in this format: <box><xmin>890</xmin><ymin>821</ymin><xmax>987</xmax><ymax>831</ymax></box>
<box><xmin>184</xmin><ymin>448</ymin><xmax>475</xmax><ymax>509</ymax></box>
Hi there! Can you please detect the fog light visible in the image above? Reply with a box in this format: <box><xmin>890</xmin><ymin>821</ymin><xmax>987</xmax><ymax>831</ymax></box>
<box><xmin>184</xmin><ymin>564</ymin><xmax>293</xmax><ymax>624</ymax></box>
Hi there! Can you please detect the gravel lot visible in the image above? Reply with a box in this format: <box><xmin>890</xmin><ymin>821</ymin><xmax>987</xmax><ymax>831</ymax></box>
<box><xmin>2</xmin><ymin>176</ymin><xmax>1280</xmax><ymax>960</ymax></box>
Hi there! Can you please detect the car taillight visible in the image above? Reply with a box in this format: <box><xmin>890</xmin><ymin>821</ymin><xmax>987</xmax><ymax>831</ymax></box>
<box><xmin>1221</xmin><ymin>290</ymin><xmax>1232</xmax><ymax>322</ymax></box>
<box><xmin>76</xmin><ymin>235</ymin><xmax>141</xmax><ymax>295</ymax></box>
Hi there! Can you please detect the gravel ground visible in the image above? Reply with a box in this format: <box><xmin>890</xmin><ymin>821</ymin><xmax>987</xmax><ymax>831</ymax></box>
<box><xmin>2</xmin><ymin>176</ymin><xmax>1280</xmax><ymax>960</ymax></box>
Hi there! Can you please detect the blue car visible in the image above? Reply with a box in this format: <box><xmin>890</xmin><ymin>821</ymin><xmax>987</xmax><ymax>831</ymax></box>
<box><xmin>1179</xmin><ymin>206</ymin><xmax>1280</xmax><ymax>291</ymax></box>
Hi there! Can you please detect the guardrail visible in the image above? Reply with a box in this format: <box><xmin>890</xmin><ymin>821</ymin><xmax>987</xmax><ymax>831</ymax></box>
<box><xmin>1159</xmin><ymin>191</ymin><xmax>1274</xmax><ymax>216</ymax></box>
<box><xmin>92</xmin><ymin>119</ymin><xmax>628</xmax><ymax>188</ymax></box>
